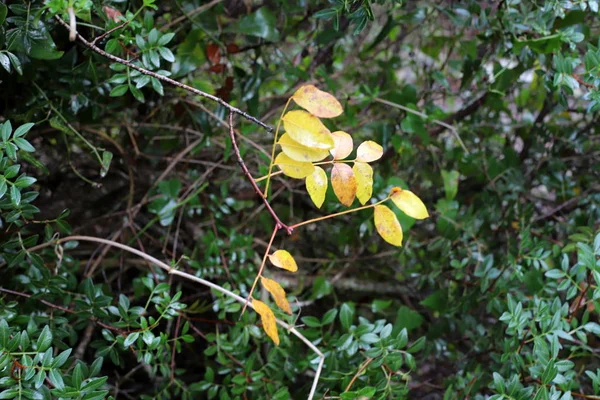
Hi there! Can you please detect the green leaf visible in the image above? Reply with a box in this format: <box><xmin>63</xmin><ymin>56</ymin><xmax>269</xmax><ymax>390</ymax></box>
<box><xmin>36</xmin><ymin>326</ymin><xmax>53</xmax><ymax>352</ymax></box>
<box><xmin>10</xmin><ymin>185</ymin><xmax>20</xmax><ymax>206</ymax></box>
<box><xmin>13</xmin><ymin>138</ymin><xmax>35</xmax><ymax>152</ymax></box>
<box><xmin>48</xmin><ymin>368</ymin><xmax>65</xmax><ymax>390</ymax></box>
<box><xmin>0</xmin><ymin>3</ymin><xmax>7</xmax><ymax>25</ymax></box>
<box><xmin>441</xmin><ymin>170</ymin><xmax>459</xmax><ymax>200</ymax></box>
<box><xmin>0</xmin><ymin>53</ymin><xmax>10</xmax><ymax>73</ymax></box>
<box><xmin>13</xmin><ymin>123</ymin><xmax>34</xmax><ymax>138</ymax></box>
<box><xmin>124</xmin><ymin>332</ymin><xmax>139</xmax><ymax>347</ymax></box>
<box><xmin>5</xmin><ymin>53</ymin><xmax>21</xmax><ymax>75</ymax></box>
<box><xmin>5</xmin><ymin>143</ymin><xmax>17</xmax><ymax>160</ymax></box>
<box><xmin>51</xmin><ymin>348</ymin><xmax>72</xmax><ymax>368</ymax></box>
<box><xmin>339</xmin><ymin>303</ymin><xmax>354</xmax><ymax>330</ymax></box>
<box><xmin>158</xmin><ymin>47</ymin><xmax>175</xmax><ymax>62</ymax></box>
<box><xmin>100</xmin><ymin>151</ymin><xmax>113</xmax><ymax>178</ymax></box>
<box><xmin>158</xmin><ymin>32</ymin><xmax>175</xmax><ymax>46</ymax></box>
<box><xmin>301</xmin><ymin>316</ymin><xmax>322</xmax><ymax>328</ymax></box>
<box><xmin>14</xmin><ymin>175</ymin><xmax>36</xmax><ymax>188</ymax></box>
<box><xmin>232</xmin><ymin>8</ymin><xmax>280</xmax><ymax>42</ymax></box>
<box><xmin>4</xmin><ymin>164</ymin><xmax>20</xmax><ymax>179</ymax></box>
<box><xmin>0</xmin><ymin>389</ymin><xmax>18</xmax><ymax>399</ymax></box>
<box><xmin>1</xmin><ymin>120</ymin><xmax>12</xmax><ymax>142</ymax></box>
<box><xmin>148</xmin><ymin>28</ymin><xmax>159</xmax><ymax>46</ymax></box>
<box><xmin>129</xmin><ymin>84</ymin><xmax>145</xmax><ymax>103</ymax></box>
<box><xmin>110</xmin><ymin>84</ymin><xmax>129</xmax><ymax>97</ymax></box>
<box><xmin>0</xmin><ymin>180</ymin><xmax>6</xmax><ymax>199</ymax></box>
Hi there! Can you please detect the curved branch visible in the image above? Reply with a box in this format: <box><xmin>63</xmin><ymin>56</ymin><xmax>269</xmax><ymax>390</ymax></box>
<box><xmin>29</xmin><ymin>235</ymin><xmax>324</xmax><ymax>399</ymax></box>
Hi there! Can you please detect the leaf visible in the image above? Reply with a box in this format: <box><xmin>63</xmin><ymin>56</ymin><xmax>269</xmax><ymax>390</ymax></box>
<box><xmin>252</xmin><ymin>299</ymin><xmax>279</xmax><ymax>345</ymax></box>
<box><xmin>353</xmin><ymin>162</ymin><xmax>373</xmax><ymax>205</ymax></box>
<box><xmin>1</xmin><ymin>120</ymin><xmax>12</xmax><ymax>142</ymax></box>
<box><xmin>274</xmin><ymin>152</ymin><xmax>314</xmax><ymax>179</ymax></box>
<box><xmin>305</xmin><ymin>166</ymin><xmax>328</xmax><ymax>208</ymax></box>
<box><xmin>261</xmin><ymin>277</ymin><xmax>292</xmax><ymax>315</ymax></box>
<box><xmin>14</xmin><ymin>123</ymin><xmax>34</xmax><ymax>138</ymax></box>
<box><xmin>278</xmin><ymin>133</ymin><xmax>330</xmax><ymax>162</ymax></box>
<box><xmin>0</xmin><ymin>53</ymin><xmax>10</xmax><ymax>73</ymax></box>
<box><xmin>356</xmin><ymin>141</ymin><xmax>383</xmax><ymax>162</ymax></box>
<box><xmin>390</xmin><ymin>188</ymin><xmax>429</xmax><ymax>219</ymax></box>
<box><xmin>292</xmin><ymin>85</ymin><xmax>343</xmax><ymax>118</ymax></box>
<box><xmin>233</xmin><ymin>8</ymin><xmax>280</xmax><ymax>42</ymax></box>
<box><xmin>374</xmin><ymin>204</ymin><xmax>403</xmax><ymax>246</ymax></box>
<box><xmin>6</xmin><ymin>53</ymin><xmax>22</xmax><ymax>75</ymax></box>
<box><xmin>330</xmin><ymin>131</ymin><xmax>353</xmax><ymax>160</ymax></box>
<box><xmin>110</xmin><ymin>84</ymin><xmax>128</xmax><ymax>97</ymax></box>
<box><xmin>441</xmin><ymin>170</ymin><xmax>459</xmax><ymax>200</ymax></box>
<box><xmin>268</xmin><ymin>250</ymin><xmax>298</xmax><ymax>272</ymax></box>
<box><xmin>13</xmin><ymin>138</ymin><xmax>35</xmax><ymax>152</ymax></box>
<box><xmin>331</xmin><ymin>163</ymin><xmax>357</xmax><ymax>206</ymax></box>
<box><xmin>282</xmin><ymin>110</ymin><xmax>334</xmax><ymax>150</ymax></box>
<box><xmin>0</xmin><ymin>3</ymin><xmax>6</xmax><ymax>25</ymax></box>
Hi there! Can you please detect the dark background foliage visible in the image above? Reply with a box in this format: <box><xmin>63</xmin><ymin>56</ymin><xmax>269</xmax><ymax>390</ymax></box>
<box><xmin>1</xmin><ymin>0</ymin><xmax>600</xmax><ymax>399</ymax></box>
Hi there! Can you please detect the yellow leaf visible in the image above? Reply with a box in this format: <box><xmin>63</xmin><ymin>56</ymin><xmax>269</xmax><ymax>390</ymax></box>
<box><xmin>261</xmin><ymin>277</ymin><xmax>292</xmax><ymax>315</ymax></box>
<box><xmin>268</xmin><ymin>250</ymin><xmax>298</xmax><ymax>272</ymax></box>
<box><xmin>390</xmin><ymin>188</ymin><xmax>429</xmax><ymax>219</ymax></box>
<box><xmin>331</xmin><ymin>163</ymin><xmax>357</xmax><ymax>206</ymax></box>
<box><xmin>278</xmin><ymin>133</ymin><xmax>330</xmax><ymax>162</ymax></box>
<box><xmin>282</xmin><ymin>110</ymin><xmax>334</xmax><ymax>150</ymax></box>
<box><xmin>374</xmin><ymin>204</ymin><xmax>403</xmax><ymax>246</ymax></box>
<box><xmin>305</xmin><ymin>166</ymin><xmax>328</xmax><ymax>208</ymax></box>
<box><xmin>252</xmin><ymin>299</ymin><xmax>279</xmax><ymax>345</ymax></box>
<box><xmin>274</xmin><ymin>152</ymin><xmax>315</xmax><ymax>179</ymax></box>
<box><xmin>330</xmin><ymin>131</ymin><xmax>353</xmax><ymax>160</ymax></box>
<box><xmin>356</xmin><ymin>141</ymin><xmax>383</xmax><ymax>163</ymax></box>
<box><xmin>353</xmin><ymin>162</ymin><xmax>373</xmax><ymax>205</ymax></box>
<box><xmin>292</xmin><ymin>84</ymin><xmax>343</xmax><ymax>118</ymax></box>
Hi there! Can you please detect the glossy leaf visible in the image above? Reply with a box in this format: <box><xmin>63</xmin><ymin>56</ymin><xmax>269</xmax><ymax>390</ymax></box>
<box><xmin>374</xmin><ymin>204</ymin><xmax>403</xmax><ymax>246</ymax></box>
<box><xmin>278</xmin><ymin>133</ymin><xmax>330</xmax><ymax>162</ymax></box>
<box><xmin>268</xmin><ymin>250</ymin><xmax>298</xmax><ymax>272</ymax></box>
<box><xmin>353</xmin><ymin>162</ymin><xmax>373</xmax><ymax>205</ymax></box>
<box><xmin>282</xmin><ymin>110</ymin><xmax>334</xmax><ymax>150</ymax></box>
<box><xmin>292</xmin><ymin>85</ymin><xmax>343</xmax><ymax>118</ymax></box>
<box><xmin>305</xmin><ymin>166</ymin><xmax>328</xmax><ymax>208</ymax></box>
<box><xmin>330</xmin><ymin>131</ymin><xmax>353</xmax><ymax>160</ymax></box>
<box><xmin>261</xmin><ymin>277</ymin><xmax>292</xmax><ymax>315</ymax></box>
<box><xmin>252</xmin><ymin>299</ymin><xmax>279</xmax><ymax>345</ymax></box>
<box><xmin>390</xmin><ymin>188</ymin><xmax>429</xmax><ymax>219</ymax></box>
<box><xmin>331</xmin><ymin>163</ymin><xmax>357</xmax><ymax>206</ymax></box>
<box><xmin>274</xmin><ymin>152</ymin><xmax>315</xmax><ymax>179</ymax></box>
<box><xmin>356</xmin><ymin>141</ymin><xmax>383</xmax><ymax>162</ymax></box>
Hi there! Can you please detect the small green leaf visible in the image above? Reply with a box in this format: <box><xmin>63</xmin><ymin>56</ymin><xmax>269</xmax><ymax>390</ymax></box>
<box><xmin>0</xmin><ymin>53</ymin><xmax>10</xmax><ymax>73</ymax></box>
<box><xmin>158</xmin><ymin>47</ymin><xmax>175</xmax><ymax>62</ymax></box>
<box><xmin>1</xmin><ymin>120</ymin><xmax>12</xmax><ymax>142</ymax></box>
<box><xmin>14</xmin><ymin>123</ymin><xmax>34</xmax><ymax>138</ymax></box>
<box><xmin>129</xmin><ymin>84</ymin><xmax>145</xmax><ymax>103</ymax></box>
<box><xmin>5</xmin><ymin>143</ymin><xmax>17</xmax><ymax>160</ymax></box>
<box><xmin>13</xmin><ymin>138</ymin><xmax>35</xmax><ymax>152</ymax></box>
<box><xmin>110</xmin><ymin>84</ymin><xmax>129</xmax><ymax>97</ymax></box>
<box><xmin>10</xmin><ymin>185</ymin><xmax>20</xmax><ymax>206</ymax></box>
<box><xmin>0</xmin><ymin>180</ymin><xmax>7</xmax><ymax>199</ymax></box>
<box><xmin>100</xmin><ymin>151</ymin><xmax>113</xmax><ymax>178</ymax></box>
<box><xmin>340</xmin><ymin>303</ymin><xmax>354</xmax><ymax>330</ymax></box>
<box><xmin>48</xmin><ymin>368</ymin><xmax>65</xmax><ymax>390</ymax></box>
<box><xmin>4</xmin><ymin>164</ymin><xmax>20</xmax><ymax>179</ymax></box>
<box><xmin>14</xmin><ymin>175</ymin><xmax>36</xmax><ymax>188</ymax></box>
<box><xmin>6</xmin><ymin>53</ymin><xmax>22</xmax><ymax>75</ymax></box>
<box><xmin>158</xmin><ymin>32</ymin><xmax>175</xmax><ymax>46</ymax></box>
<box><xmin>124</xmin><ymin>332</ymin><xmax>139</xmax><ymax>347</ymax></box>
<box><xmin>36</xmin><ymin>326</ymin><xmax>53</xmax><ymax>352</ymax></box>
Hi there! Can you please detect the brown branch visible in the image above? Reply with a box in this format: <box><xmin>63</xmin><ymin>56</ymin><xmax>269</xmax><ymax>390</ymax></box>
<box><xmin>228</xmin><ymin>112</ymin><xmax>292</xmax><ymax>234</ymax></box>
<box><xmin>0</xmin><ymin>287</ymin><xmax>125</xmax><ymax>334</ymax></box>
<box><xmin>54</xmin><ymin>16</ymin><xmax>272</xmax><ymax>133</ymax></box>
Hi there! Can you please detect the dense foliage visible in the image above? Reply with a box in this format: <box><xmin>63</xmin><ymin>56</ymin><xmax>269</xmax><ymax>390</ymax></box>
<box><xmin>1</xmin><ymin>0</ymin><xmax>600</xmax><ymax>399</ymax></box>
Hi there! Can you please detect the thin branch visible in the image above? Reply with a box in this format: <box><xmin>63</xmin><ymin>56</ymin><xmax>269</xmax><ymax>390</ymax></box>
<box><xmin>228</xmin><ymin>112</ymin><xmax>292</xmax><ymax>234</ymax></box>
<box><xmin>27</xmin><ymin>235</ymin><xmax>325</xmax><ymax>399</ymax></box>
<box><xmin>160</xmin><ymin>0</ymin><xmax>223</xmax><ymax>32</ymax></box>
<box><xmin>54</xmin><ymin>16</ymin><xmax>272</xmax><ymax>132</ymax></box>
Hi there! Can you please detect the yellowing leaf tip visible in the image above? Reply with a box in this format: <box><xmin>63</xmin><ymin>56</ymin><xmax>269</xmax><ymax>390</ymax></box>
<box><xmin>391</xmin><ymin>189</ymin><xmax>429</xmax><ymax>220</ymax></box>
<box><xmin>268</xmin><ymin>250</ymin><xmax>298</xmax><ymax>272</ymax></box>
<box><xmin>252</xmin><ymin>299</ymin><xmax>280</xmax><ymax>346</ymax></box>
<box><xmin>292</xmin><ymin>85</ymin><xmax>343</xmax><ymax>118</ymax></box>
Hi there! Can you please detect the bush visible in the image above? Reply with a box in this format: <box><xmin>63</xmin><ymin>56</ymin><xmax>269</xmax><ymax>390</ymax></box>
<box><xmin>1</xmin><ymin>1</ymin><xmax>600</xmax><ymax>399</ymax></box>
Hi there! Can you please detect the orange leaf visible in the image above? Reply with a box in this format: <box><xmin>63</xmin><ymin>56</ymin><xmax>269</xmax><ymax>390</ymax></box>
<box><xmin>331</xmin><ymin>163</ymin><xmax>357</xmax><ymax>206</ymax></box>
<box><xmin>356</xmin><ymin>141</ymin><xmax>383</xmax><ymax>163</ymax></box>
<box><xmin>278</xmin><ymin>133</ymin><xmax>330</xmax><ymax>162</ymax></box>
<box><xmin>390</xmin><ymin>188</ymin><xmax>429</xmax><ymax>219</ymax></box>
<box><xmin>353</xmin><ymin>162</ymin><xmax>373</xmax><ymax>205</ymax></box>
<box><xmin>274</xmin><ymin>152</ymin><xmax>315</xmax><ymax>179</ymax></box>
<box><xmin>261</xmin><ymin>277</ymin><xmax>292</xmax><ymax>315</ymax></box>
<box><xmin>268</xmin><ymin>250</ymin><xmax>298</xmax><ymax>272</ymax></box>
<box><xmin>226</xmin><ymin>43</ymin><xmax>240</xmax><ymax>54</ymax></box>
<box><xmin>292</xmin><ymin>85</ymin><xmax>343</xmax><ymax>118</ymax></box>
<box><xmin>330</xmin><ymin>131</ymin><xmax>353</xmax><ymax>160</ymax></box>
<box><xmin>252</xmin><ymin>299</ymin><xmax>279</xmax><ymax>345</ymax></box>
<box><xmin>103</xmin><ymin>6</ymin><xmax>123</xmax><ymax>22</ymax></box>
<box><xmin>282</xmin><ymin>110</ymin><xmax>334</xmax><ymax>150</ymax></box>
<box><xmin>374</xmin><ymin>204</ymin><xmax>403</xmax><ymax>246</ymax></box>
<box><xmin>305</xmin><ymin>166</ymin><xmax>328</xmax><ymax>208</ymax></box>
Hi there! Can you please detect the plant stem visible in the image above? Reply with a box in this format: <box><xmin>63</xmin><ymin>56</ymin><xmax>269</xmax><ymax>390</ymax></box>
<box><xmin>264</xmin><ymin>97</ymin><xmax>292</xmax><ymax>198</ymax></box>
<box><xmin>241</xmin><ymin>226</ymin><xmax>278</xmax><ymax>317</ymax></box>
<box><xmin>291</xmin><ymin>197</ymin><xmax>390</xmax><ymax>230</ymax></box>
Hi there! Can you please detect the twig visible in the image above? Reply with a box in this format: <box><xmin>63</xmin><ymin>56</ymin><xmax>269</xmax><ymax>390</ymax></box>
<box><xmin>160</xmin><ymin>0</ymin><xmax>223</xmax><ymax>32</ymax></box>
<box><xmin>344</xmin><ymin>357</ymin><xmax>374</xmax><ymax>392</ymax></box>
<box><xmin>228</xmin><ymin>112</ymin><xmax>292</xmax><ymax>234</ymax></box>
<box><xmin>27</xmin><ymin>235</ymin><xmax>325</xmax><ymax>400</ymax></box>
<box><xmin>91</xmin><ymin>20</ymin><xmax>130</xmax><ymax>46</ymax></box>
<box><xmin>54</xmin><ymin>16</ymin><xmax>272</xmax><ymax>132</ymax></box>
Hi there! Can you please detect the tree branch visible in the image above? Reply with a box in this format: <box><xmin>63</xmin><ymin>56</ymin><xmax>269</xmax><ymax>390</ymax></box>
<box><xmin>228</xmin><ymin>112</ymin><xmax>292</xmax><ymax>234</ymax></box>
<box><xmin>54</xmin><ymin>16</ymin><xmax>272</xmax><ymax>133</ymax></box>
